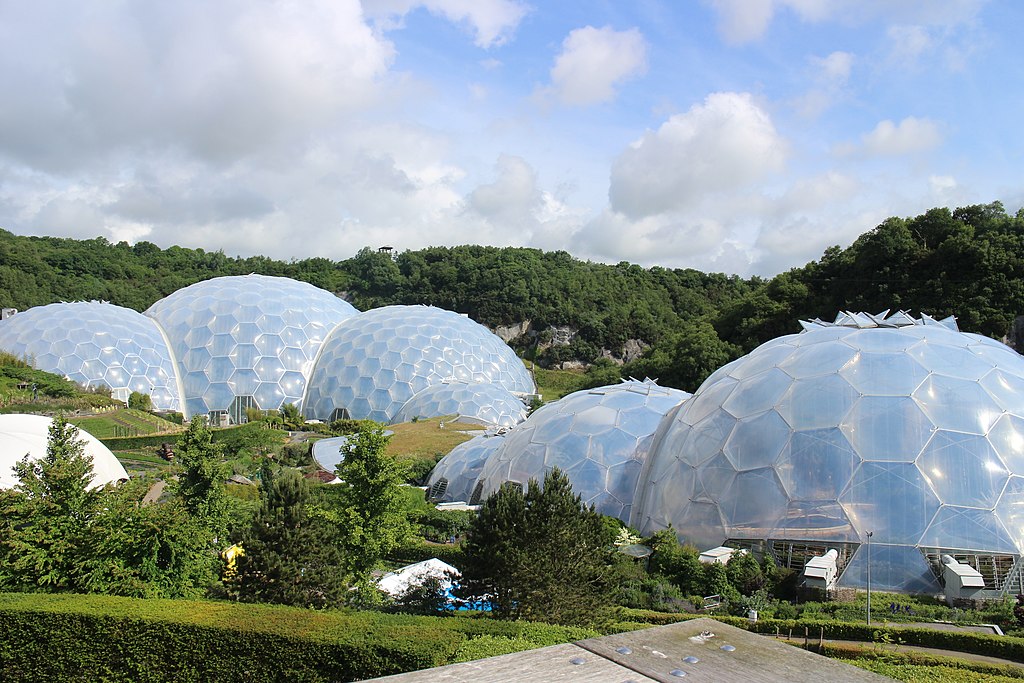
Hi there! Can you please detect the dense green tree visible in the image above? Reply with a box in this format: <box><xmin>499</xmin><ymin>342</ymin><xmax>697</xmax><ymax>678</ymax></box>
<box><xmin>76</xmin><ymin>478</ymin><xmax>217</xmax><ymax>598</ymax></box>
<box><xmin>459</xmin><ymin>468</ymin><xmax>613</xmax><ymax>625</ymax></box>
<box><xmin>331</xmin><ymin>426</ymin><xmax>410</xmax><ymax>579</ymax></box>
<box><xmin>0</xmin><ymin>416</ymin><xmax>98</xmax><ymax>591</ymax></box>
<box><xmin>647</xmin><ymin>528</ymin><xmax>705</xmax><ymax>596</ymax></box>
<box><xmin>127</xmin><ymin>391</ymin><xmax>153</xmax><ymax>411</ymax></box>
<box><xmin>174</xmin><ymin>417</ymin><xmax>229</xmax><ymax>539</ymax></box>
<box><xmin>231</xmin><ymin>469</ymin><xmax>348</xmax><ymax>608</ymax></box>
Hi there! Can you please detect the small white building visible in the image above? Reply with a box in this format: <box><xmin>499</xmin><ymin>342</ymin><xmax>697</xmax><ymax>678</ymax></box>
<box><xmin>803</xmin><ymin>549</ymin><xmax>839</xmax><ymax>590</ymax></box>
<box><xmin>941</xmin><ymin>555</ymin><xmax>985</xmax><ymax>603</ymax></box>
<box><xmin>699</xmin><ymin>546</ymin><xmax>744</xmax><ymax>565</ymax></box>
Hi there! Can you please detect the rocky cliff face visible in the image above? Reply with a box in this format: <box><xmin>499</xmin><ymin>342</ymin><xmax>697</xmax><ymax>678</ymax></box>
<box><xmin>490</xmin><ymin>320</ymin><xmax>647</xmax><ymax>368</ymax></box>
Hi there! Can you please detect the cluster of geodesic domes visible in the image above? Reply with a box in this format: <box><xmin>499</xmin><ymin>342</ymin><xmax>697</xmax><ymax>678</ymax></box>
<box><xmin>430</xmin><ymin>311</ymin><xmax>1024</xmax><ymax>594</ymax></box>
<box><xmin>0</xmin><ymin>275</ymin><xmax>535</xmax><ymax>427</ymax></box>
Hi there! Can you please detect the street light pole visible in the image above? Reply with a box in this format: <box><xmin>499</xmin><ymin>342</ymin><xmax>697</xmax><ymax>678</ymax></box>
<box><xmin>866</xmin><ymin>531</ymin><xmax>873</xmax><ymax>625</ymax></box>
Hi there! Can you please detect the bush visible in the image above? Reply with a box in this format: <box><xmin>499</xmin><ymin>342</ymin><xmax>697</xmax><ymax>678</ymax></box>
<box><xmin>0</xmin><ymin>593</ymin><xmax>595</xmax><ymax>682</ymax></box>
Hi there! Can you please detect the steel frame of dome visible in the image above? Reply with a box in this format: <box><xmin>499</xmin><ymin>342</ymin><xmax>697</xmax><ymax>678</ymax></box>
<box><xmin>633</xmin><ymin>311</ymin><xmax>1024</xmax><ymax>594</ymax></box>
<box><xmin>0</xmin><ymin>301</ymin><xmax>184</xmax><ymax>411</ymax></box>
<box><xmin>302</xmin><ymin>305</ymin><xmax>535</xmax><ymax>424</ymax></box>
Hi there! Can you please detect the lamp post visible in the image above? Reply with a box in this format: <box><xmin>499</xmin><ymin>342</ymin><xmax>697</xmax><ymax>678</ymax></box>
<box><xmin>865</xmin><ymin>531</ymin><xmax>873</xmax><ymax>625</ymax></box>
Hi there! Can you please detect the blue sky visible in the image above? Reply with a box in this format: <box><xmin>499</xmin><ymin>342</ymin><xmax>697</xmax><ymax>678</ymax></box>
<box><xmin>1</xmin><ymin>0</ymin><xmax>1021</xmax><ymax>276</ymax></box>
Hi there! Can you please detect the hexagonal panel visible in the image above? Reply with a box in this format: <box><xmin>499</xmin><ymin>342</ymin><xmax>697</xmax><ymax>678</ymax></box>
<box><xmin>842</xmin><ymin>395</ymin><xmax>934</xmax><ymax>461</ymax></box>
<box><xmin>777</xmin><ymin>428</ymin><xmax>858</xmax><ymax>500</ymax></box>
<box><xmin>776</xmin><ymin>374</ymin><xmax>859</xmax><ymax>431</ymax></box>
<box><xmin>914</xmin><ymin>375</ymin><xmax>1001</xmax><ymax>436</ymax></box>
<box><xmin>919</xmin><ymin>506</ymin><xmax>1017</xmax><ymax>553</ymax></box>
<box><xmin>839</xmin><ymin>351</ymin><xmax>930</xmax><ymax>396</ymax></box>
<box><xmin>723</xmin><ymin>409</ymin><xmax>790</xmax><ymax>470</ymax></box>
<box><xmin>840</xmin><ymin>462</ymin><xmax>940</xmax><ymax>544</ymax></box>
<box><xmin>918</xmin><ymin>432</ymin><xmax>1008</xmax><ymax>508</ymax></box>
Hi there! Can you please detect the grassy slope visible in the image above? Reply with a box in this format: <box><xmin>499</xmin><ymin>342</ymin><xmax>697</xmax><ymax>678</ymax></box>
<box><xmin>386</xmin><ymin>416</ymin><xmax>483</xmax><ymax>463</ymax></box>
<box><xmin>69</xmin><ymin>408</ymin><xmax>182</xmax><ymax>439</ymax></box>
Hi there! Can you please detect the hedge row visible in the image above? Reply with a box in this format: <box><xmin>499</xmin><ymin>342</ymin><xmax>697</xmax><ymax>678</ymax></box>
<box><xmin>0</xmin><ymin>593</ymin><xmax>595</xmax><ymax>683</ymax></box>
<box><xmin>816</xmin><ymin>641</ymin><xmax>1024</xmax><ymax>679</ymax></box>
<box><xmin>616</xmin><ymin>608</ymin><xmax>1024</xmax><ymax>663</ymax></box>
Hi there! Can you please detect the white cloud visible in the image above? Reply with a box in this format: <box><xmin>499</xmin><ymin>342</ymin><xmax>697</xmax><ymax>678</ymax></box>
<box><xmin>609</xmin><ymin>92</ymin><xmax>787</xmax><ymax>219</ymax></box>
<box><xmin>886</xmin><ymin>24</ymin><xmax>933</xmax><ymax>63</ymax></box>
<box><xmin>706</xmin><ymin>0</ymin><xmax>982</xmax><ymax>44</ymax></box>
<box><xmin>362</xmin><ymin>0</ymin><xmax>529</xmax><ymax>48</ymax></box>
<box><xmin>794</xmin><ymin>51</ymin><xmax>855</xmax><ymax>118</ymax></box>
<box><xmin>860</xmin><ymin>117</ymin><xmax>943</xmax><ymax>156</ymax></box>
<box><xmin>543</xmin><ymin>26</ymin><xmax>648</xmax><ymax>106</ymax></box>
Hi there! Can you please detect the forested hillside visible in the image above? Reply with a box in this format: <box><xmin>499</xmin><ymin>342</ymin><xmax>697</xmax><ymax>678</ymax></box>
<box><xmin>2</xmin><ymin>201</ymin><xmax>1022</xmax><ymax>392</ymax></box>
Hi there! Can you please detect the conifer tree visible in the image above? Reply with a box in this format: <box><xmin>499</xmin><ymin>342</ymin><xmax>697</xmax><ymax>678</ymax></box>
<box><xmin>0</xmin><ymin>415</ymin><xmax>98</xmax><ymax>591</ymax></box>
<box><xmin>459</xmin><ymin>467</ymin><xmax>612</xmax><ymax>625</ymax></box>
<box><xmin>231</xmin><ymin>468</ymin><xmax>347</xmax><ymax>607</ymax></box>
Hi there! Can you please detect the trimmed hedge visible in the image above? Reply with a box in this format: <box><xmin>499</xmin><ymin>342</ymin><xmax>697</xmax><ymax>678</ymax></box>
<box><xmin>816</xmin><ymin>641</ymin><xmax>1024</xmax><ymax>679</ymax></box>
<box><xmin>616</xmin><ymin>608</ymin><xmax>1024</xmax><ymax>663</ymax></box>
<box><xmin>0</xmin><ymin>593</ymin><xmax>595</xmax><ymax>682</ymax></box>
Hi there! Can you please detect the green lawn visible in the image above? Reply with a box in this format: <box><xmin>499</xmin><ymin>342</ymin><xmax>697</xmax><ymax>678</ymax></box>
<box><xmin>70</xmin><ymin>408</ymin><xmax>183</xmax><ymax>439</ymax></box>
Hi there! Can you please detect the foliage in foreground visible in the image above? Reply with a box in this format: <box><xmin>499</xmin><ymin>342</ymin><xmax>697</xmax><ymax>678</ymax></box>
<box><xmin>0</xmin><ymin>592</ymin><xmax>596</xmax><ymax>683</ymax></box>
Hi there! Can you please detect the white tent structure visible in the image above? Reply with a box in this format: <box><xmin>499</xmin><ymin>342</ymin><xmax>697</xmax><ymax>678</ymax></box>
<box><xmin>0</xmin><ymin>414</ymin><xmax>128</xmax><ymax>489</ymax></box>
<box><xmin>377</xmin><ymin>558</ymin><xmax>459</xmax><ymax>598</ymax></box>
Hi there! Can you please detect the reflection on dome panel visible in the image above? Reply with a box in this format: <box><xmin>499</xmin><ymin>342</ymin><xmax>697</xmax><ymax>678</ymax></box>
<box><xmin>427</xmin><ymin>434</ymin><xmax>505</xmax><ymax>503</ymax></box>
<box><xmin>919</xmin><ymin>506</ymin><xmax>1017</xmax><ymax>554</ymax></box>
<box><xmin>840</xmin><ymin>462</ymin><xmax>940</xmax><ymax>545</ymax></box>
<box><xmin>918</xmin><ymin>432</ymin><xmax>1008</xmax><ymax>508</ymax></box>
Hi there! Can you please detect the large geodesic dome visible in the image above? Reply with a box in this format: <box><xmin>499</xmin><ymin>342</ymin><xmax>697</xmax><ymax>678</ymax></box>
<box><xmin>303</xmin><ymin>305</ymin><xmax>535</xmax><ymax>423</ymax></box>
<box><xmin>0</xmin><ymin>414</ymin><xmax>128</xmax><ymax>489</ymax></box>
<box><xmin>0</xmin><ymin>302</ymin><xmax>183</xmax><ymax>411</ymax></box>
<box><xmin>427</xmin><ymin>432</ymin><xmax>507</xmax><ymax>504</ymax></box>
<box><xmin>145</xmin><ymin>274</ymin><xmax>358</xmax><ymax>422</ymax></box>
<box><xmin>633</xmin><ymin>311</ymin><xmax>1024</xmax><ymax>594</ymax></box>
<box><xmin>476</xmin><ymin>380</ymin><xmax>690</xmax><ymax>520</ymax></box>
<box><xmin>391</xmin><ymin>380</ymin><xmax>527</xmax><ymax>428</ymax></box>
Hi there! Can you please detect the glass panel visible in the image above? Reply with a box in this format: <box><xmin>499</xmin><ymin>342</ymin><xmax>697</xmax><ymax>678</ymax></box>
<box><xmin>778</xmin><ymin>342</ymin><xmax>858</xmax><ymax>379</ymax></box>
<box><xmin>721</xmin><ymin>367</ymin><xmax>790</xmax><ymax>416</ymax></box>
<box><xmin>908</xmin><ymin>341</ymin><xmax>995</xmax><ymax>380</ymax></box>
<box><xmin>842</xmin><ymin>396</ymin><xmax>933</xmax><ymax>461</ymax></box>
<box><xmin>777</xmin><ymin>427</ymin><xmax>858</xmax><ymax>499</ymax></box>
<box><xmin>918</xmin><ymin>432</ymin><xmax>1008</xmax><ymax>508</ymax></box>
<box><xmin>919</xmin><ymin>506</ymin><xmax>1017</xmax><ymax>553</ymax></box>
<box><xmin>995</xmin><ymin>476</ymin><xmax>1024</xmax><ymax>552</ymax></box>
<box><xmin>914</xmin><ymin>375</ymin><xmax>1000</xmax><ymax>435</ymax></box>
<box><xmin>839</xmin><ymin>351</ymin><xmax>930</xmax><ymax>395</ymax></box>
<box><xmin>722</xmin><ymin>468</ymin><xmax>787</xmax><ymax>535</ymax></box>
<box><xmin>839</xmin><ymin>544</ymin><xmax>941</xmax><ymax>592</ymax></box>
<box><xmin>840</xmin><ymin>462</ymin><xmax>940</xmax><ymax>544</ymax></box>
<box><xmin>980</xmin><ymin>369</ymin><xmax>1024</xmax><ymax>413</ymax></box>
<box><xmin>776</xmin><ymin>374</ymin><xmax>859</xmax><ymax>430</ymax></box>
<box><xmin>724</xmin><ymin>410</ymin><xmax>790</xmax><ymax>470</ymax></box>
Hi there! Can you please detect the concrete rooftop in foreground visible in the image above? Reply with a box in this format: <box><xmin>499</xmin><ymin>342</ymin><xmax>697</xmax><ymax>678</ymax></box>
<box><xmin>366</xmin><ymin>617</ymin><xmax>891</xmax><ymax>682</ymax></box>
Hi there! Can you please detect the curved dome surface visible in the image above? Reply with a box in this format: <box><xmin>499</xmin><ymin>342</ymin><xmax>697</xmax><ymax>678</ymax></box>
<box><xmin>634</xmin><ymin>311</ymin><xmax>1024</xmax><ymax>593</ymax></box>
<box><xmin>476</xmin><ymin>380</ymin><xmax>690</xmax><ymax>520</ymax></box>
<box><xmin>427</xmin><ymin>432</ymin><xmax>506</xmax><ymax>504</ymax></box>
<box><xmin>303</xmin><ymin>305</ymin><xmax>535</xmax><ymax>423</ymax></box>
<box><xmin>0</xmin><ymin>414</ymin><xmax>128</xmax><ymax>489</ymax></box>
<box><xmin>145</xmin><ymin>274</ymin><xmax>357</xmax><ymax>421</ymax></box>
<box><xmin>0</xmin><ymin>302</ymin><xmax>182</xmax><ymax>411</ymax></box>
<box><xmin>391</xmin><ymin>381</ymin><xmax>527</xmax><ymax>428</ymax></box>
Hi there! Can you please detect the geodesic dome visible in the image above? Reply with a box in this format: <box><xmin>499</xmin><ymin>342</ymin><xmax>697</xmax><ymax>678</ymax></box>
<box><xmin>145</xmin><ymin>274</ymin><xmax>357</xmax><ymax>422</ymax></box>
<box><xmin>303</xmin><ymin>305</ymin><xmax>535</xmax><ymax>423</ymax></box>
<box><xmin>391</xmin><ymin>380</ymin><xmax>527</xmax><ymax>428</ymax></box>
<box><xmin>0</xmin><ymin>302</ymin><xmax>182</xmax><ymax>411</ymax></box>
<box><xmin>633</xmin><ymin>311</ymin><xmax>1024</xmax><ymax>594</ymax></box>
<box><xmin>0</xmin><ymin>414</ymin><xmax>128</xmax><ymax>489</ymax></box>
<box><xmin>475</xmin><ymin>380</ymin><xmax>690</xmax><ymax>520</ymax></box>
<box><xmin>427</xmin><ymin>432</ymin><xmax>506</xmax><ymax>504</ymax></box>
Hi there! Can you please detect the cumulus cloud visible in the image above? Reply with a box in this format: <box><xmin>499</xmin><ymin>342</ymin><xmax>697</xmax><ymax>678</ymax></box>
<box><xmin>543</xmin><ymin>26</ymin><xmax>648</xmax><ymax>106</ymax></box>
<box><xmin>362</xmin><ymin>0</ymin><xmax>529</xmax><ymax>47</ymax></box>
<box><xmin>859</xmin><ymin>117</ymin><xmax>943</xmax><ymax>156</ymax></box>
<box><xmin>609</xmin><ymin>92</ymin><xmax>787</xmax><ymax>219</ymax></box>
<box><xmin>706</xmin><ymin>0</ymin><xmax>982</xmax><ymax>44</ymax></box>
<box><xmin>794</xmin><ymin>51</ymin><xmax>855</xmax><ymax>118</ymax></box>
